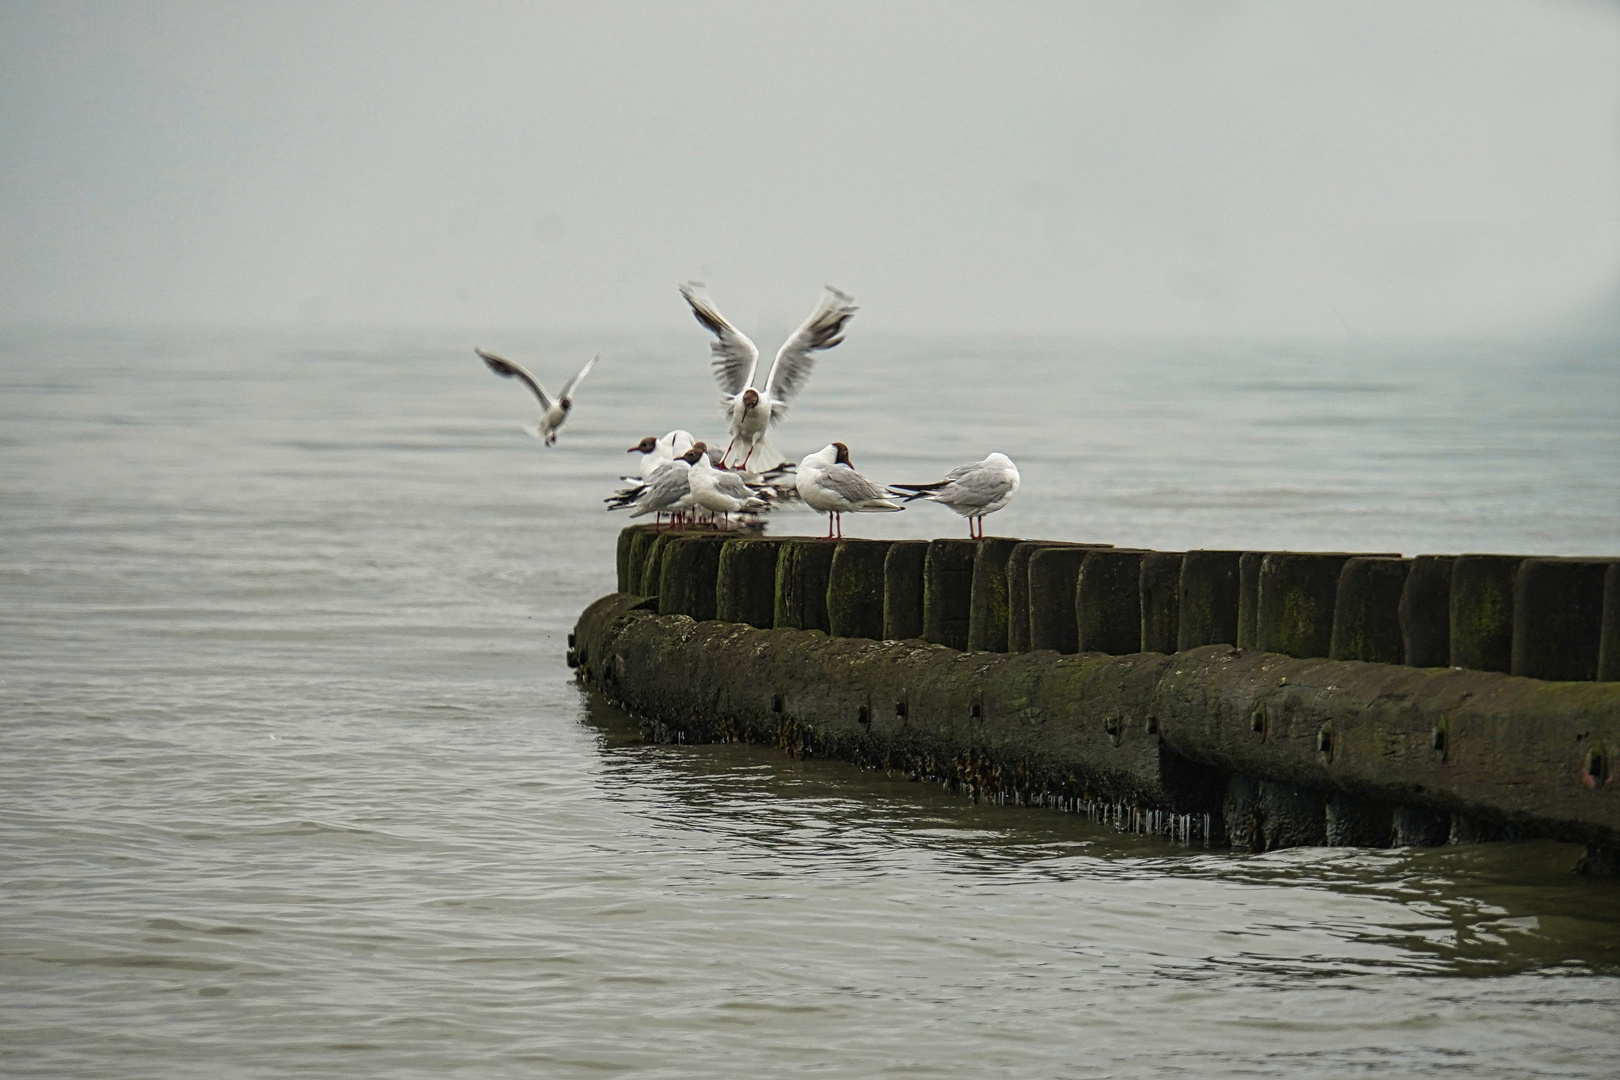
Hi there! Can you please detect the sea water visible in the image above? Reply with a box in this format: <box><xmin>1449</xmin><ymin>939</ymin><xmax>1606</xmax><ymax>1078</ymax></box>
<box><xmin>2</xmin><ymin>325</ymin><xmax>1617</xmax><ymax>1077</ymax></box>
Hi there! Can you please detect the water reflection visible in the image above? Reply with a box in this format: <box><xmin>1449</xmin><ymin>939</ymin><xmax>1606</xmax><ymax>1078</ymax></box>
<box><xmin>578</xmin><ymin>690</ymin><xmax>1620</xmax><ymax>979</ymax></box>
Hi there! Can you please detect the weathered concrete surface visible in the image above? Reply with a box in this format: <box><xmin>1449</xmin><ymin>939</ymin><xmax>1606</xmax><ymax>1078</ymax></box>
<box><xmin>827</xmin><ymin>539</ymin><xmax>893</xmax><ymax>640</ymax></box>
<box><xmin>1150</xmin><ymin>645</ymin><xmax>1620</xmax><ymax>845</ymax></box>
<box><xmin>1028</xmin><ymin>546</ymin><xmax>1090</xmax><ymax>654</ymax></box>
<box><xmin>1078</xmin><ymin>549</ymin><xmax>1148</xmax><ymax>656</ymax></box>
<box><xmin>716</xmin><ymin>538</ymin><xmax>784</xmax><ymax>629</ymax></box>
<box><xmin>1139</xmin><ymin>552</ymin><xmax>1183</xmax><ymax>655</ymax></box>
<box><xmin>574</xmin><ymin>593</ymin><xmax>1620</xmax><ymax>850</ymax></box>
<box><xmin>1513</xmin><ymin>558</ymin><xmax>1611</xmax><ymax>681</ymax></box>
<box><xmin>1257</xmin><ymin>553</ymin><xmax>1358</xmax><ymax>659</ymax></box>
<box><xmin>882</xmin><ymin>540</ymin><xmax>927</xmax><ymax>641</ymax></box>
<box><xmin>1451</xmin><ymin>555</ymin><xmax>1524</xmax><ymax>673</ymax></box>
<box><xmin>657</xmin><ymin>533</ymin><xmax>727</xmax><ymax>621</ymax></box>
<box><xmin>775</xmin><ymin>539</ymin><xmax>836</xmax><ymax>632</ymax></box>
<box><xmin>1178</xmin><ymin>550</ymin><xmax>1243</xmax><ymax>651</ymax></box>
<box><xmin>1236</xmin><ymin>552</ymin><xmax>1266</xmax><ymax>650</ymax></box>
<box><xmin>967</xmin><ymin>537</ymin><xmax>1022</xmax><ymax>653</ymax></box>
<box><xmin>923</xmin><ymin>539</ymin><xmax>978</xmax><ymax>650</ymax></box>
<box><xmin>1400</xmin><ymin>555</ymin><xmax>1456</xmax><ymax>668</ymax></box>
<box><xmin>1604</xmin><ymin>563</ymin><xmax>1620</xmax><ymax>683</ymax></box>
<box><xmin>1330</xmin><ymin>557</ymin><xmax>1410</xmax><ymax>664</ymax></box>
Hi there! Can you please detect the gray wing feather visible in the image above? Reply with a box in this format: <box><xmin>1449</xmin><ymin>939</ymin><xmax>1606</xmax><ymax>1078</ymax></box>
<box><xmin>559</xmin><ymin>353</ymin><xmax>600</xmax><ymax>401</ymax></box>
<box><xmin>478</xmin><ymin>348</ymin><xmax>552</xmax><ymax>410</ymax></box>
<box><xmin>680</xmin><ymin>284</ymin><xmax>760</xmax><ymax>396</ymax></box>
<box><xmin>763</xmin><ymin>287</ymin><xmax>857</xmax><ymax>404</ymax></box>
<box><xmin>936</xmin><ymin>466</ymin><xmax>1016</xmax><ymax>510</ymax></box>
<box><xmin>820</xmin><ymin>464</ymin><xmax>889</xmax><ymax>504</ymax></box>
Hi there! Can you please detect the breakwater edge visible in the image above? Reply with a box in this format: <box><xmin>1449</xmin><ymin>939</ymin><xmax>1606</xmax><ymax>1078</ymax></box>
<box><xmin>577</xmin><ymin>525</ymin><xmax>1620</xmax><ymax>873</ymax></box>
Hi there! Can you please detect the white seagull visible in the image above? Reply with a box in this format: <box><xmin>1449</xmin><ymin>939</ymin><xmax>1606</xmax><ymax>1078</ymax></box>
<box><xmin>688</xmin><ymin>455</ymin><xmax>768</xmax><ymax>526</ymax></box>
<box><xmin>477</xmin><ymin>347</ymin><xmax>599</xmax><ymax>446</ymax></box>
<box><xmin>795</xmin><ymin>443</ymin><xmax>902</xmax><ymax>539</ymax></box>
<box><xmin>627</xmin><ymin>444</ymin><xmax>708</xmax><ymax>525</ymax></box>
<box><xmin>890</xmin><ymin>453</ymin><xmax>1020</xmax><ymax>539</ymax></box>
<box><xmin>626</xmin><ymin>429</ymin><xmax>696</xmax><ymax>481</ymax></box>
<box><xmin>679</xmin><ymin>283</ymin><xmax>858</xmax><ymax>471</ymax></box>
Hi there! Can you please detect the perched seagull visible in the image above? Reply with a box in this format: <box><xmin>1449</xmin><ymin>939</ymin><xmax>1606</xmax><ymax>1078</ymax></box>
<box><xmin>890</xmin><ymin>453</ymin><xmax>1020</xmax><ymax>539</ymax></box>
<box><xmin>477</xmin><ymin>347</ymin><xmax>599</xmax><ymax>446</ymax></box>
<box><xmin>679</xmin><ymin>283</ymin><xmax>858</xmax><ymax>471</ymax></box>
<box><xmin>688</xmin><ymin>454</ymin><xmax>768</xmax><ymax>526</ymax></box>
<box><xmin>796</xmin><ymin>443</ymin><xmax>902</xmax><ymax>539</ymax></box>
<box><xmin>627</xmin><ymin>429</ymin><xmax>696</xmax><ymax>481</ymax></box>
<box><xmin>627</xmin><ymin>444</ymin><xmax>707</xmax><ymax>525</ymax></box>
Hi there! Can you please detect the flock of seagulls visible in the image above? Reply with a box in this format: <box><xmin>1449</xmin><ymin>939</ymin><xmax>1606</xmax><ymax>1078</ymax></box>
<box><xmin>478</xmin><ymin>284</ymin><xmax>1020</xmax><ymax>538</ymax></box>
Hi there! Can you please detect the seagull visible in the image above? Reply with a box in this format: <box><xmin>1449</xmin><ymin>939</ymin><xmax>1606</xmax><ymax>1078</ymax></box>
<box><xmin>679</xmin><ymin>283</ymin><xmax>857</xmax><ymax>471</ymax></box>
<box><xmin>890</xmin><ymin>453</ymin><xmax>1020</xmax><ymax>539</ymax></box>
<box><xmin>688</xmin><ymin>454</ymin><xmax>768</xmax><ymax>526</ymax></box>
<box><xmin>796</xmin><ymin>443</ymin><xmax>902</xmax><ymax>539</ymax></box>
<box><xmin>627</xmin><ymin>444</ymin><xmax>707</xmax><ymax>525</ymax></box>
<box><xmin>477</xmin><ymin>347</ymin><xmax>599</xmax><ymax>446</ymax></box>
<box><xmin>627</xmin><ymin>429</ymin><xmax>696</xmax><ymax>481</ymax></box>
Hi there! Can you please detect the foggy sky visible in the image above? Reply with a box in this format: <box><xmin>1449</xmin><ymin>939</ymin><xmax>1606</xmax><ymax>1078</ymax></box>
<box><xmin>2</xmin><ymin>1</ymin><xmax>1617</xmax><ymax>337</ymax></box>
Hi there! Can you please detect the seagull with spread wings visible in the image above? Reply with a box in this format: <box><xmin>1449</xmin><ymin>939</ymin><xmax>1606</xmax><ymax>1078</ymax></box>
<box><xmin>678</xmin><ymin>283</ymin><xmax>857</xmax><ymax>471</ymax></box>
<box><xmin>476</xmin><ymin>347</ymin><xmax>599</xmax><ymax>446</ymax></box>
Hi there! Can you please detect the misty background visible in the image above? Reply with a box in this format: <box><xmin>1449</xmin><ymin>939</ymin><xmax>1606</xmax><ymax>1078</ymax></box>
<box><xmin>2</xmin><ymin>0</ymin><xmax>1617</xmax><ymax>339</ymax></box>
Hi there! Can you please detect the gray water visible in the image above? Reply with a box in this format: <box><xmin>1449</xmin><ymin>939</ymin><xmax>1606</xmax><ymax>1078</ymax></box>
<box><xmin>2</xmin><ymin>325</ymin><xmax>1618</xmax><ymax>1078</ymax></box>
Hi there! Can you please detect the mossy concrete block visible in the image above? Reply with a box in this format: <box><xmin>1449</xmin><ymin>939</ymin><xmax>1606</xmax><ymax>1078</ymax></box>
<box><xmin>1330</xmin><ymin>557</ymin><xmax>1411</xmax><ymax>664</ymax></box>
<box><xmin>1257</xmin><ymin>553</ymin><xmax>1356</xmax><ymax>659</ymax></box>
<box><xmin>657</xmin><ymin>534</ymin><xmax>727</xmax><ymax>620</ymax></box>
<box><xmin>924</xmin><ymin>539</ymin><xmax>978</xmax><ymax>650</ymax></box>
<box><xmin>617</xmin><ymin>525</ymin><xmax>657</xmax><ymax>593</ymax></box>
<box><xmin>1512</xmin><ymin>558</ymin><xmax>1612</xmax><ymax>681</ymax></box>
<box><xmin>1400</xmin><ymin>555</ymin><xmax>1456</xmax><ymax>668</ymax></box>
<box><xmin>638</xmin><ymin>533</ymin><xmax>674</xmax><ymax>597</ymax></box>
<box><xmin>576</xmin><ymin>593</ymin><xmax>1620</xmax><ymax>850</ymax></box>
<box><xmin>1325</xmin><ymin>793</ymin><xmax>1393</xmax><ymax>846</ymax></box>
<box><xmin>1139</xmin><ymin>551</ymin><xmax>1183</xmax><ymax>655</ymax></box>
<box><xmin>1028</xmin><ymin>546</ymin><xmax>1090</xmax><ymax>654</ymax></box>
<box><xmin>1236</xmin><ymin>551</ymin><xmax>1266</xmax><ymax>649</ymax></box>
<box><xmin>967</xmin><ymin>537</ymin><xmax>1023</xmax><ymax>653</ymax></box>
<box><xmin>716</xmin><ymin>538</ymin><xmax>785</xmax><ymax>629</ymax></box>
<box><xmin>775</xmin><ymin>539</ymin><xmax>837</xmax><ymax>632</ymax></box>
<box><xmin>1601</xmin><ymin>563</ymin><xmax>1620</xmax><ymax>683</ymax></box>
<box><xmin>1450</xmin><ymin>555</ymin><xmax>1525</xmax><ymax>673</ymax></box>
<box><xmin>828</xmin><ymin>539</ymin><xmax>894</xmax><ymax>640</ymax></box>
<box><xmin>1392</xmin><ymin>805</ymin><xmax>1449</xmax><ymax>847</ymax></box>
<box><xmin>1177</xmin><ymin>550</ymin><xmax>1243</xmax><ymax>651</ymax></box>
<box><xmin>883</xmin><ymin>540</ymin><xmax>928</xmax><ymax>641</ymax></box>
<box><xmin>1077</xmin><ymin>549</ymin><xmax>1147</xmax><ymax>656</ymax></box>
<box><xmin>1007</xmin><ymin>542</ymin><xmax>1071</xmax><ymax>653</ymax></box>
<box><xmin>626</xmin><ymin>528</ymin><xmax>662</xmax><ymax>596</ymax></box>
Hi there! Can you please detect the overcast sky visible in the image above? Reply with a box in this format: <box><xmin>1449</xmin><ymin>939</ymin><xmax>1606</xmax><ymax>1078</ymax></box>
<box><xmin>1</xmin><ymin>1</ymin><xmax>1616</xmax><ymax>337</ymax></box>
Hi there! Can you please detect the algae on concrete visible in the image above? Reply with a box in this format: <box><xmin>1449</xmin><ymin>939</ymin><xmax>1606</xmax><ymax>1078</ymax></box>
<box><xmin>1451</xmin><ymin>555</ymin><xmax>1524</xmax><ymax>673</ymax></box>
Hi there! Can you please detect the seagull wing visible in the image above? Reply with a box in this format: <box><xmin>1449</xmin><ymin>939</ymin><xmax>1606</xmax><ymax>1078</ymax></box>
<box><xmin>477</xmin><ymin>348</ymin><xmax>552</xmax><ymax>410</ymax></box>
<box><xmin>559</xmin><ymin>353</ymin><xmax>600</xmax><ymax>401</ymax></box>
<box><xmin>763</xmin><ymin>286</ymin><xmax>857</xmax><ymax>404</ymax></box>
<box><xmin>679</xmin><ymin>283</ymin><xmax>760</xmax><ymax>396</ymax></box>
<box><xmin>937</xmin><ymin>465</ymin><xmax>1015</xmax><ymax>511</ymax></box>
<box><xmin>819</xmin><ymin>464</ymin><xmax>895</xmax><ymax>506</ymax></box>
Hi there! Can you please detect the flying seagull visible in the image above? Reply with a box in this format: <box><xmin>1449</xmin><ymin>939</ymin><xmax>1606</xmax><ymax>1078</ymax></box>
<box><xmin>890</xmin><ymin>453</ymin><xmax>1020</xmax><ymax>539</ymax></box>
<box><xmin>477</xmin><ymin>347</ymin><xmax>599</xmax><ymax>446</ymax></box>
<box><xmin>796</xmin><ymin>442</ymin><xmax>902</xmax><ymax>539</ymax></box>
<box><xmin>679</xmin><ymin>283</ymin><xmax>857</xmax><ymax>471</ymax></box>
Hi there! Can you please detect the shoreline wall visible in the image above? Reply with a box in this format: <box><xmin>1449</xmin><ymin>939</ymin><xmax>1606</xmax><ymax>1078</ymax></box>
<box><xmin>579</xmin><ymin>526</ymin><xmax>1620</xmax><ymax>870</ymax></box>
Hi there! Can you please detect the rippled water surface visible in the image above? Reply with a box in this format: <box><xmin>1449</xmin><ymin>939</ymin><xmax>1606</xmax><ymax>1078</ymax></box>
<box><xmin>3</xmin><ymin>326</ymin><xmax>1619</xmax><ymax>1077</ymax></box>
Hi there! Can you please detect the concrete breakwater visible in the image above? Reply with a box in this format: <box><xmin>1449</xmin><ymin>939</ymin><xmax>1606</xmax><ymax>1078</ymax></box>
<box><xmin>572</xmin><ymin>525</ymin><xmax>1620</xmax><ymax>871</ymax></box>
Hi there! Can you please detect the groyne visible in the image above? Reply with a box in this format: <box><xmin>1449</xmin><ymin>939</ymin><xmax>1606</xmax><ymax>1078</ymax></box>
<box><xmin>575</xmin><ymin>526</ymin><xmax>1620</xmax><ymax>871</ymax></box>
